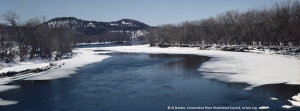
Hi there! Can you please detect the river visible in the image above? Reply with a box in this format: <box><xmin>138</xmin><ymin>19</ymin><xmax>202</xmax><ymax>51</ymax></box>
<box><xmin>0</xmin><ymin>51</ymin><xmax>299</xmax><ymax>111</ymax></box>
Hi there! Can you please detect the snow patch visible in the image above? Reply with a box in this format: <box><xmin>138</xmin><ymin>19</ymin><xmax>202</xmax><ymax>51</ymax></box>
<box><xmin>110</xmin><ymin>23</ymin><xmax>118</xmax><ymax>26</ymax></box>
<box><xmin>87</xmin><ymin>23</ymin><xmax>95</xmax><ymax>27</ymax></box>
<box><xmin>0</xmin><ymin>85</ymin><xmax>19</xmax><ymax>93</ymax></box>
<box><xmin>121</xmin><ymin>21</ymin><xmax>130</xmax><ymax>25</ymax></box>
<box><xmin>282</xmin><ymin>105</ymin><xmax>293</xmax><ymax>109</ymax></box>
<box><xmin>26</xmin><ymin>48</ymin><xmax>111</xmax><ymax>80</ymax></box>
<box><xmin>292</xmin><ymin>93</ymin><xmax>300</xmax><ymax>101</ymax></box>
<box><xmin>0</xmin><ymin>99</ymin><xmax>19</xmax><ymax>106</ymax></box>
<box><xmin>285</xmin><ymin>93</ymin><xmax>300</xmax><ymax>108</ymax></box>
<box><xmin>0</xmin><ymin>62</ymin><xmax>49</xmax><ymax>74</ymax></box>
<box><xmin>288</xmin><ymin>99</ymin><xmax>300</xmax><ymax>107</ymax></box>
<box><xmin>270</xmin><ymin>97</ymin><xmax>278</xmax><ymax>100</ymax></box>
<box><xmin>198</xmin><ymin>52</ymin><xmax>300</xmax><ymax>89</ymax></box>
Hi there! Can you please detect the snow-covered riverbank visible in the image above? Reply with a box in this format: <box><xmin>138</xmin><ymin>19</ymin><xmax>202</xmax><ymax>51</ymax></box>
<box><xmin>202</xmin><ymin>45</ymin><xmax>300</xmax><ymax>60</ymax></box>
<box><xmin>0</xmin><ymin>48</ymin><xmax>111</xmax><ymax>105</ymax></box>
<box><xmin>0</xmin><ymin>45</ymin><xmax>299</xmax><ymax>108</ymax></box>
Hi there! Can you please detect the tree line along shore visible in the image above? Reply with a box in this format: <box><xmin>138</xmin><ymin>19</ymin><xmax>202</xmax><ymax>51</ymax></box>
<box><xmin>146</xmin><ymin>1</ymin><xmax>300</xmax><ymax>48</ymax></box>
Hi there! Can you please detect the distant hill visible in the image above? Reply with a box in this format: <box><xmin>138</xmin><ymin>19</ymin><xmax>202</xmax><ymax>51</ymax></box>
<box><xmin>46</xmin><ymin>17</ymin><xmax>151</xmax><ymax>36</ymax></box>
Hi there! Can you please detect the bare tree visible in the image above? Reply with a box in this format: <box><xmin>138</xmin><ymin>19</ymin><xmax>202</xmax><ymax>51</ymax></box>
<box><xmin>0</xmin><ymin>24</ymin><xmax>15</xmax><ymax>63</ymax></box>
<box><xmin>2</xmin><ymin>11</ymin><xmax>27</xmax><ymax>61</ymax></box>
<box><xmin>2</xmin><ymin>11</ymin><xmax>19</xmax><ymax>27</ymax></box>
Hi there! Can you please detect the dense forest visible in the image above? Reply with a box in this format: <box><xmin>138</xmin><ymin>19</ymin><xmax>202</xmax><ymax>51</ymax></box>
<box><xmin>0</xmin><ymin>11</ymin><xmax>76</xmax><ymax>63</ymax></box>
<box><xmin>146</xmin><ymin>1</ymin><xmax>300</xmax><ymax>47</ymax></box>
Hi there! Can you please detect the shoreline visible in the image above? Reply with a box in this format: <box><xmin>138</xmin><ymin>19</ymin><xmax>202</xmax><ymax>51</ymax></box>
<box><xmin>0</xmin><ymin>48</ymin><xmax>111</xmax><ymax>92</ymax></box>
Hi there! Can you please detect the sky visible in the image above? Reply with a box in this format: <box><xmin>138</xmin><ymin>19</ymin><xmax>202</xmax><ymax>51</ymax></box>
<box><xmin>0</xmin><ymin>0</ymin><xmax>290</xmax><ymax>26</ymax></box>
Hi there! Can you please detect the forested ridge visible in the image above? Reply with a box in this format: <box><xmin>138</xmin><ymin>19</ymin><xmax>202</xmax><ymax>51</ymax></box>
<box><xmin>146</xmin><ymin>1</ymin><xmax>300</xmax><ymax>47</ymax></box>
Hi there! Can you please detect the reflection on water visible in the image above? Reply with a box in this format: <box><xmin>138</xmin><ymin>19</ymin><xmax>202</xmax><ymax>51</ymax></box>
<box><xmin>0</xmin><ymin>52</ymin><xmax>299</xmax><ymax>111</ymax></box>
<box><xmin>150</xmin><ymin>54</ymin><xmax>209</xmax><ymax>70</ymax></box>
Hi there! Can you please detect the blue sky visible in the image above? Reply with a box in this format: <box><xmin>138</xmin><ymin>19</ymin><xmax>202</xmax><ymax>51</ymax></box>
<box><xmin>0</xmin><ymin>0</ymin><xmax>287</xmax><ymax>26</ymax></box>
